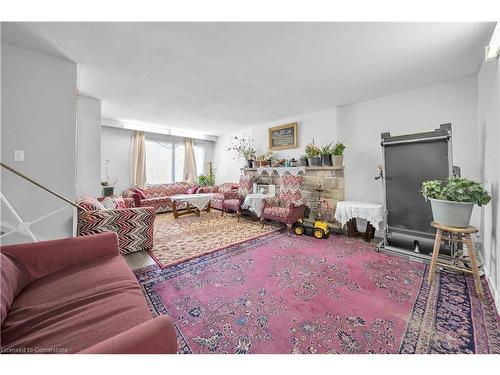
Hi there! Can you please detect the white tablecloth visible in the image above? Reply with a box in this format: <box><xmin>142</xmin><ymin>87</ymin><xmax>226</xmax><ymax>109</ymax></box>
<box><xmin>242</xmin><ymin>193</ymin><xmax>273</xmax><ymax>217</ymax></box>
<box><xmin>334</xmin><ymin>201</ymin><xmax>384</xmax><ymax>230</ymax></box>
<box><xmin>257</xmin><ymin>166</ymin><xmax>305</xmax><ymax>176</ymax></box>
<box><xmin>170</xmin><ymin>193</ymin><xmax>214</xmax><ymax>210</ymax></box>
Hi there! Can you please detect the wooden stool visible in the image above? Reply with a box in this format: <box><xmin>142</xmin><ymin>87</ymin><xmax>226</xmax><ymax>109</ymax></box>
<box><xmin>428</xmin><ymin>222</ymin><xmax>484</xmax><ymax>300</ymax></box>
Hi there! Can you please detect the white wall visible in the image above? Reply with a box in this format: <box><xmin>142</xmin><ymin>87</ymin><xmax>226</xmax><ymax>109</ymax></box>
<box><xmin>478</xmin><ymin>56</ymin><xmax>500</xmax><ymax>310</ymax></box>
<box><xmin>77</xmin><ymin>95</ymin><xmax>101</xmax><ymax>196</ymax></box>
<box><xmin>213</xmin><ymin>107</ymin><xmax>338</xmax><ymax>183</ymax></box>
<box><xmin>337</xmin><ymin>75</ymin><xmax>481</xmax><ymax>226</ymax></box>
<box><xmin>101</xmin><ymin>126</ymin><xmax>133</xmax><ymax>194</ymax></box>
<box><xmin>1</xmin><ymin>43</ymin><xmax>77</xmax><ymax>243</ymax></box>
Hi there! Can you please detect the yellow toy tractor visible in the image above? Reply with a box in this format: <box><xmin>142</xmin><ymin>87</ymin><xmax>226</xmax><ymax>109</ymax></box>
<box><xmin>292</xmin><ymin>182</ymin><xmax>330</xmax><ymax>239</ymax></box>
<box><xmin>293</xmin><ymin>219</ymin><xmax>330</xmax><ymax>239</ymax></box>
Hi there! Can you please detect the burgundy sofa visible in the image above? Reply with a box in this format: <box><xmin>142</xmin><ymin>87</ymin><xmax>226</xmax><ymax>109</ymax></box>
<box><xmin>1</xmin><ymin>233</ymin><xmax>177</xmax><ymax>354</ymax></box>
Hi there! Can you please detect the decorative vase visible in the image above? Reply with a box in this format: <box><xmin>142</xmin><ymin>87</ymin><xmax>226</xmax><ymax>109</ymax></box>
<box><xmin>102</xmin><ymin>186</ymin><xmax>114</xmax><ymax>197</ymax></box>
<box><xmin>308</xmin><ymin>157</ymin><xmax>321</xmax><ymax>167</ymax></box>
<box><xmin>332</xmin><ymin>155</ymin><xmax>344</xmax><ymax>167</ymax></box>
<box><xmin>298</xmin><ymin>157</ymin><xmax>308</xmax><ymax>167</ymax></box>
<box><xmin>321</xmin><ymin>154</ymin><xmax>332</xmax><ymax>166</ymax></box>
<box><xmin>429</xmin><ymin>198</ymin><xmax>474</xmax><ymax>227</ymax></box>
<box><xmin>246</xmin><ymin>159</ymin><xmax>253</xmax><ymax>168</ymax></box>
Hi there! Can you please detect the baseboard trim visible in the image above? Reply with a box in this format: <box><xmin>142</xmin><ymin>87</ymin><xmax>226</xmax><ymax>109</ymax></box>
<box><xmin>484</xmin><ymin>264</ymin><xmax>500</xmax><ymax>314</ymax></box>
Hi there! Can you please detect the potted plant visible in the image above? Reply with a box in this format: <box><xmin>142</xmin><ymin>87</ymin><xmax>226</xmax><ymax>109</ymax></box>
<box><xmin>421</xmin><ymin>177</ymin><xmax>491</xmax><ymax>227</ymax></box>
<box><xmin>332</xmin><ymin>141</ymin><xmax>345</xmax><ymax>167</ymax></box>
<box><xmin>320</xmin><ymin>143</ymin><xmax>333</xmax><ymax>166</ymax></box>
<box><xmin>305</xmin><ymin>143</ymin><xmax>321</xmax><ymax>166</ymax></box>
<box><xmin>257</xmin><ymin>151</ymin><xmax>273</xmax><ymax>167</ymax></box>
<box><xmin>298</xmin><ymin>155</ymin><xmax>308</xmax><ymax>167</ymax></box>
<box><xmin>101</xmin><ymin>160</ymin><xmax>118</xmax><ymax>196</ymax></box>
<box><xmin>227</xmin><ymin>135</ymin><xmax>256</xmax><ymax>168</ymax></box>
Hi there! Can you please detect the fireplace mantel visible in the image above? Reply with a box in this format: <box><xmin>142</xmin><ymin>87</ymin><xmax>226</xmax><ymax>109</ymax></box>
<box><xmin>242</xmin><ymin>165</ymin><xmax>345</xmax><ymax>226</ymax></box>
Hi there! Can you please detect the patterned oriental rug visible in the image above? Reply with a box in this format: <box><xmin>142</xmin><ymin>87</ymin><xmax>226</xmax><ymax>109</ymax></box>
<box><xmin>148</xmin><ymin>211</ymin><xmax>280</xmax><ymax>268</ymax></box>
<box><xmin>135</xmin><ymin>233</ymin><xmax>500</xmax><ymax>354</ymax></box>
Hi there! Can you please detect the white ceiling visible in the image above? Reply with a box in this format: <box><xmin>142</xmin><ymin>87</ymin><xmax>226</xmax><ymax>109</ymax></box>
<box><xmin>2</xmin><ymin>22</ymin><xmax>495</xmax><ymax>135</ymax></box>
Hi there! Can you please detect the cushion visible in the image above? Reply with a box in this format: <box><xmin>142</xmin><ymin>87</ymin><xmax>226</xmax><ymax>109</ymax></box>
<box><xmin>124</xmin><ymin>191</ymin><xmax>141</xmax><ymax>207</ymax></box>
<box><xmin>1</xmin><ymin>256</ymin><xmax>152</xmax><ymax>353</ymax></box>
<box><xmin>238</xmin><ymin>175</ymin><xmax>254</xmax><ymax>197</ymax></box>
<box><xmin>1</xmin><ymin>254</ymin><xmax>30</xmax><ymax>325</ymax></box>
<box><xmin>114</xmin><ymin>197</ymin><xmax>126</xmax><ymax>209</ymax></box>
<box><xmin>132</xmin><ymin>188</ymin><xmax>146</xmax><ymax>199</ymax></box>
<box><xmin>223</xmin><ymin>199</ymin><xmax>241</xmax><ymax>211</ymax></box>
<box><xmin>101</xmin><ymin>197</ymin><xmax>117</xmax><ymax>209</ymax></box>
<box><xmin>187</xmin><ymin>185</ymin><xmax>199</xmax><ymax>194</ymax></box>
<box><xmin>263</xmin><ymin>206</ymin><xmax>291</xmax><ymax>218</ymax></box>
<box><xmin>78</xmin><ymin>197</ymin><xmax>105</xmax><ymax>211</ymax></box>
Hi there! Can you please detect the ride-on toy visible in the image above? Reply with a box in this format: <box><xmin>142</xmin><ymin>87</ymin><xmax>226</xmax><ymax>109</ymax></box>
<box><xmin>292</xmin><ymin>182</ymin><xmax>330</xmax><ymax>239</ymax></box>
<box><xmin>293</xmin><ymin>218</ymin><xmax>330</xmax><ymax>239</ymax></box>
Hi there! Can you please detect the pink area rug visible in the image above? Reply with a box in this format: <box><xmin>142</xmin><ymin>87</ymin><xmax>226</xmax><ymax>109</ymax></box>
<box><xmin>135</xmin><ymin>233</ymin><xmax>500</xmax><ymax>354</ymax></box>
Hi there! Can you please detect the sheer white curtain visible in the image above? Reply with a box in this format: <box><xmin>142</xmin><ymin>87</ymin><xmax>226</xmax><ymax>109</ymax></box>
<box><xmin>145</xmin><ymin>139</ymin><xmax>174</xmax><ymax>184</ymax></box>
<box><xmin>144</xmin><ymin>134</ymin><xmax>209</xmax><ymax>184</ymax></box>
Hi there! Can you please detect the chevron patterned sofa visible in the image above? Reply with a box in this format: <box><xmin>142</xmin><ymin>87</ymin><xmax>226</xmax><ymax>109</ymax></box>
<box><xmin>124</xmin><ymin>182</ymin><xmax>193</xmax><ymax>213</ymax></box>
<box><xmin>197</xmin><ymin>182</ymin><xmax>239</xmax><ymax>211</ymax></box>
<box><xmin>77</xmin><ymin>197</ymin><xmax>155</xmax><ymax>254</ymax></box>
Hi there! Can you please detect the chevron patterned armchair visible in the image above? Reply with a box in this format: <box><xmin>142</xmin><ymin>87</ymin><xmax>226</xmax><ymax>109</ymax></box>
<box><xmin>260</xmin><ymin>175</ymin><xmax>306</xmax><ymax>234</ymax></box>
<box><xmin>77</xmin><ymin>197</ymin><xmax>156</xmax><ymax>255</ymax></box>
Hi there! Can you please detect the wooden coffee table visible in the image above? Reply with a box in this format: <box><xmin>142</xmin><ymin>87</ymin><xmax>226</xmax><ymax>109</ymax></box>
<box><xmin>170</xmin><ymin>193</ymin><xmax>214</xmax><ymax>219</ymax></box>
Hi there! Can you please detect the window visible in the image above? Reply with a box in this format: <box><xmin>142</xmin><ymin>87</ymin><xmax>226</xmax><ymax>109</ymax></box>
<box><xmin>145</xmin><ymin>136</ymin><xmax>208</xmax><ymax>184</ymax></box>
<box><xmin>174</xmin><ymin>143</ymin><xmax>184</xmax><ymax>183</ymax></box>
<box><xmin>145</xmin><ymin>139</ymin><xmax>173</xmax><ymax>184</ymax></box>
<box><xmin>194</xmin><ymin>142</ymin><xmax>206</xmax><ymax>175</ymax></box>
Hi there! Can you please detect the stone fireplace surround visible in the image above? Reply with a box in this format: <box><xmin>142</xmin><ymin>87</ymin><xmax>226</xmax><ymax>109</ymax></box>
<box><xmin>242</xmin><ymin>166</ymin><xmax>345</xmax><ymax>227</ymax></box>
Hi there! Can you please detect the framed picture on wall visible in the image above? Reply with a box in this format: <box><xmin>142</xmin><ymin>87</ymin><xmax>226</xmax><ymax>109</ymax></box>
<box><xmin>268</xmin><ymin>122</ymin><xmax>298</xmax><ymax>151</ymax></box>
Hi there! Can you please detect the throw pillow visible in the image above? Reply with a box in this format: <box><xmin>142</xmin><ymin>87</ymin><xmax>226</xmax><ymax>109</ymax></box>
<box><xmin>114</xmin><ymin>197</ymin><xmax>127</xmax><ymax>209</ymax></box>
<box><xmin>187</xmin><ymin>185</ymin><xmax>199</xmax><ymax>194</ymax></box>
<box><xmin>101</xmin><ymin>197</ymin><xmax>117</xmax><ymax>210</ymax></box>
<box><xmin>132</xmin><ymin>187</ymin><xmax>146</xmax><ymax>199</ymax></box>
<box><xmin>78</xmin><ymin>196</ymin><xmax>106</xmax><ymax>211</ymax></box>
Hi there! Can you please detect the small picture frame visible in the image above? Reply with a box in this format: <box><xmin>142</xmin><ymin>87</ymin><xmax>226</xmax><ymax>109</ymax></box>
<box><xmin>268</xmin><ymin>122</ymin><xmax>298</xmax><ymax>151</ymax></box>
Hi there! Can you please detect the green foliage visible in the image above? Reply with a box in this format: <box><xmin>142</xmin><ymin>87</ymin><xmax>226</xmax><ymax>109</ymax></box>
<box><xmin>197</xmin><ymin>175</ymin><xmax>209</xmax><ymax>186</ymax></box>
<box><xmin>197</xmin><ymin>174</ymin><xmax>215</xmax><ymax>186</ymax></box>
<box><xmin>421</xmin><ymin>180</ymin><xmax>445</xmax><ymax>200</ymax></box>
<box><xmin>319</xmin><ymin>143</ymin><xmax>333</xmax><ymax>156</ymax></box>
<box><xmin>332</xmin><ymin>142</ymin><xmax>346</xmax><ymax>156</ymax></box>
<box><xmin>305</xmin><ymin>143</ymin><xmax>321</xmax><ymax>158</ymax></box>
<box><xmin>421</xmin><ymin>177</ymin><xmax>491</xmax><ymax>206</ymax></box>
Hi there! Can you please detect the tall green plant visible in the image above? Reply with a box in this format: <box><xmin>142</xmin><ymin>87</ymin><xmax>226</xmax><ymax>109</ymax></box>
<box><xmin>421</xmin><ymin>177</ymin><xmax>491</xmax><ymax>206</ymax></box>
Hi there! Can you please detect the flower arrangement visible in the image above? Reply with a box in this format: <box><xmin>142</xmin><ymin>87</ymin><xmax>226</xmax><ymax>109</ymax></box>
<box><xmin>227</xmin><ymin>135</ymin><xmax>256</xmax><ymax>160</ymax></box>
